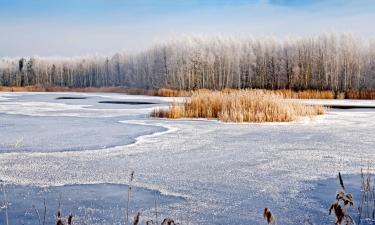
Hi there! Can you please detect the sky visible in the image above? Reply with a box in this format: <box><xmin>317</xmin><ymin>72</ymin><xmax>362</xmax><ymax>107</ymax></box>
<box><xmin>0</xmin><ymin>0</ymin><xmax>375</xmax><ymax>57</ymax></box>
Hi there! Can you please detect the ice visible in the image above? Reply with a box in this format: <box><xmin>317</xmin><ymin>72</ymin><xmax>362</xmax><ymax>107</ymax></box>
<box><xmin>0</xmin><ymin>92</ymin><xmax>169</xmax><ymax>118</ymax></box>
<box><xmin>0</xmin><ymin>184</ymin><xmax>185</xmax><ymax>225</ymax></box>
<box><xmin>1</xmin><ymin>92</ymin><xmax>375</xmax><ymax>224</ymax></box>
<box><xmin>0</xmin><ymin>114</ymin><xmax>166</xmax><ymax>152</ymax></box>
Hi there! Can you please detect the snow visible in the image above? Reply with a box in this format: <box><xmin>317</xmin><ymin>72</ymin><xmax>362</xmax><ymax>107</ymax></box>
<box><xmin>0</xmin><ymin>114</ymin><xmax>166</xmax><ymax>153</ymax></box>
<box><xmin>2</xmin><ymin>183</ymin><xmax>185</xmax><ymax>225</ymax></box>
<box><xmin>1</xmin><ymin>92</ymin><xmax>375</xmax><ymax>224</ymax></box>
<box><xmin>0</xmin><ymin>92</ymin><xmax>171</xmax><ymax>117</ymax></box>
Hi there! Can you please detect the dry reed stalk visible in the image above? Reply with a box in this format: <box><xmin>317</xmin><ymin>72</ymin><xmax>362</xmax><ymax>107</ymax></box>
<box><xmin>33</xmin><ymin>204</ymin><xmax>42</xmax><ymax>225</ymax></box>
<box><xmin>329</xmin><ymin>202</ymin><xmax>349</xmax><ymax>225</ymax></box>
<box><xmin>155</xmin><ymin>192</ymin><xmax>159</xmax><ymax>225</ymax></box>
<box><xmin>32</xmin><ymin>200</ymin><xmax>48</xmax><ymax>225</ymax></box>
<box><xmin>57</xmin><ymin>193</ymin><xmax>62</xmax><ymax>221</ymax></box>
<box><xmin>67</xmin><ymin>213</ymin><xmax>73</xmax><ymax>225</ymax></box>
<box><xmin>133</xmin><ymin>212</ymin><xmax>140</xmax><ymax>225</ymax></box>
<box><xmin>43</xmin><ymin>198</ymin><xmax>47</xmax><ymax>225</ymax></box>
<box><xmin>358</xmin><ymin>163</ymin><xmax>375</xmax><ymax>224</ymax></box>
<box><xmin>152</xmin><ymin>89</ymin><xmax>325</xmax><ymax>123</ymax></box>
<box><xmin>126</xmin><ymin>171</ymin><xmax>135</xmax><ymax>225</ymax></box>
<box><xmin>339</xmin><ymin>172</ymin><xmax>346</xmax><ymax>191</ymax></box>
<box><xmin>56</xmin><ymin>208</ymin><xmax>63</xmax><ymax>225</ymax></box>
<box><xmin>54</xmin><ymin>194</ymin><xmax>73</xmax><ymax>225</ymax></box>
<box><xmin>161</xmin><ymin>218</ymin><xmax>178</xmax><ymax>225</ymax></box>
<box><xmin>329</xmin><ymin>172</ymin><xmax>354</xmax><ymax>225</ymax></box>
<box><xmin>55</xmin><ymin>210</ymin><xmax>73</xmax><ymax>225</ymax></box>
<box><xmin>0</xmin><ymin>180</ymin><xmax>9</xmax><ymax>225</ymax></box>
<box><xmin>263</xmin><ymin>208</ymin><xmax>277</xmax><ymax>225</ymax></box>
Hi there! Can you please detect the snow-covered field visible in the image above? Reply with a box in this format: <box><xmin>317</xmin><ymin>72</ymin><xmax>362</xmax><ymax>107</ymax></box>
<box><xmin>0</xmin><ymin>92</ymin><xmax>374</xmax><ymax>224</ymax></box>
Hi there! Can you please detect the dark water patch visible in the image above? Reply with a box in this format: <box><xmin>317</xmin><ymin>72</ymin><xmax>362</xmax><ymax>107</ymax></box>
<box><xmin>4</xmin><ymin>92</ymin><xmax>166</xmax><ymax>109</ymax></box>
<box><xmin>56</xmin><ymin>97</ymin><xmax>88</xmax><ymax>100</ymax></box>
<box><xmin>324</xmin><ymin>105</ymin><xmax>375</xmax><ymax>109</ymax></box>
<box><xmin>99</xmin><ymin>101</ymin><xmax>157</xmax><ymax>105</ymax></box>
<box><xmin>0</xmin><ymin>183</ymin><xmax>185</xmax><ymax>225</ymax></box>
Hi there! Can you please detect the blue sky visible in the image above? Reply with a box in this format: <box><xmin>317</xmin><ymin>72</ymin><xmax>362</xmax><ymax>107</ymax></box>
<box><xmin>0</xmin><ymin>0</ymin><xmax>374</xmax><ymax>56</ymax></box>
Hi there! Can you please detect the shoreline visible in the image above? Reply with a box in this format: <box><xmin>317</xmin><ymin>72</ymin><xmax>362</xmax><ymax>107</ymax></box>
<box><xmin>2</xmin><ymin>85</ymin><xmax>375</xmax><ymax>100</ymax></box>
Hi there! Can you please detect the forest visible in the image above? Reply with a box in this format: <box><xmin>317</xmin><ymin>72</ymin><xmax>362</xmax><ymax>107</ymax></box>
<box><xmin>1</xmin><ymin>34</ymin><xmax>374</xmax><ymax>91</ymax></box>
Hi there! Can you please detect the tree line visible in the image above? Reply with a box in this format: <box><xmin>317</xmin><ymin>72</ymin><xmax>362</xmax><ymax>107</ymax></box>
<box><xmin>1</xmin><ymin>34</ymin><xmax>375</xmax><ymax>91</ymax></box>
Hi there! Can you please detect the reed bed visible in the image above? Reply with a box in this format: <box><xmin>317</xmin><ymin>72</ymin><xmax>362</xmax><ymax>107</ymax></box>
<box><xmin>346</xmin><ymin>90</ymin><xmax>375</xmax><ymax>100</ymax></box>
<box><xmin>152</xmin><ymin>89</ymin><xmax>325</xmax><ymax>123</ymax></box>
<box><xmin>156</xmin><ymin>88</ymin><xmax>375</xmax><ymax>99</ymax></box>
<box><xmin>0</xmin><ymin>86</ymin><xmax>190</xmax><ymax>97</ymax></box>
<box><xmin>2</xmin><ymin>85</ymin><xmax>375</xmax><ymax>99</ymax></box>
<box><xmin>155</xmin><ymin>88</ymin><xmax>375</xmax><ymax>100</ymax></box>
<box><xmin>275</xmin><ymin>89</ymin><xmax>336</xmax><ymax>99</ymax></box>
<box><xmin>0</xmin><ymin>85</ymin><xmax>49</xmax><ymax>92</ymax></box>
<box><xmin>0</xmin><ymin>85</ymin><xmax>130</xmax><ymax>95</ymax></box>
<box><xmin>0</xmin><ymin>85</ymin><xmax>132</xmax><ymax>93</ymax></box>
<box><xmin>155</xmin><ymin>88</ymin><xmax>192</xmax><ymax>97</ymax></box>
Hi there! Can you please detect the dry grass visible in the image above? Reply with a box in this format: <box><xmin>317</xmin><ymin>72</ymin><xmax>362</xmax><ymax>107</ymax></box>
<box><xmin>358</xmin><ymin>164</ymin><xmax>375</xmax><ymax>224</ymax></box>
<box><xmin>0</xmin><ymin>86</ymin><xmax>191</xmax><ymax>97</ymax></box>
<box><xmin>2</xmin><ymin>86</ymin><xmax>375</xmax><ymax>99</ymax></box>
<box><xmin>0</xmin><ymin>85</ymin><xmax>160</xmax><ymax>95</ymax></box>
<box><xmin>346</xmin><ymin>90</ymin><xmax>375</xmax><ymax>100</ymax></box>
<box><xmin>152</xmin><ymin>89</ymin><xmax>325</xmax><ymax>123</ymax></box>
<box><xmin>155</xmin><ymin>88</ymin><xmax>375</xmax><ymax>99</ymax></box>
<box><xmin>0</xmin><ymin>85</ymin><xmax>48</xmax><ymax>92</ymax></box>
<box><xmin>276</xmin><ymin>89</ymin><xmax>336</xmax><ymax>99</ymax></box>
<box><xmin>154</xmin><ymin>88</ymin><xmax>375</xmax><ymax>100</ymax></box>
<box><xmin>155</xmin><ymin>88</ymin><xmax>192</xmax><ymax>97</ymax></box>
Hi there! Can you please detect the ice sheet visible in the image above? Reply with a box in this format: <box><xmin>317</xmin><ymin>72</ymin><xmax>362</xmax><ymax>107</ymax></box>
<box><xmin>1</xmin><ymin>92</ymin><xmax>375</xmax><ymax>224</ymax></box>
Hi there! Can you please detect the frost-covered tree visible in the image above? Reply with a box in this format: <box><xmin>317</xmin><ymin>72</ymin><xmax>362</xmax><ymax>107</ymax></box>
<box><xmin>1</xmin><ymin>34</ymin><xmax>375</xmax><ymax>91</ymax></box>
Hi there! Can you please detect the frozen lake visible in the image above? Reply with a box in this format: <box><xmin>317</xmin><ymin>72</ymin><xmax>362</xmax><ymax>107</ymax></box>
<box><xmin>1</xmin><ymin>92</ymin><xmax>375</xmax><ymax>224</ymax></box>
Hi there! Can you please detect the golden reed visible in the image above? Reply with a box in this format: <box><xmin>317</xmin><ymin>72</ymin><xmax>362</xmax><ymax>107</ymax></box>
<box><xmin>152</xmin><ymin>89</ymin><xmax>325</xmax><ymax>123</ymax></box>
